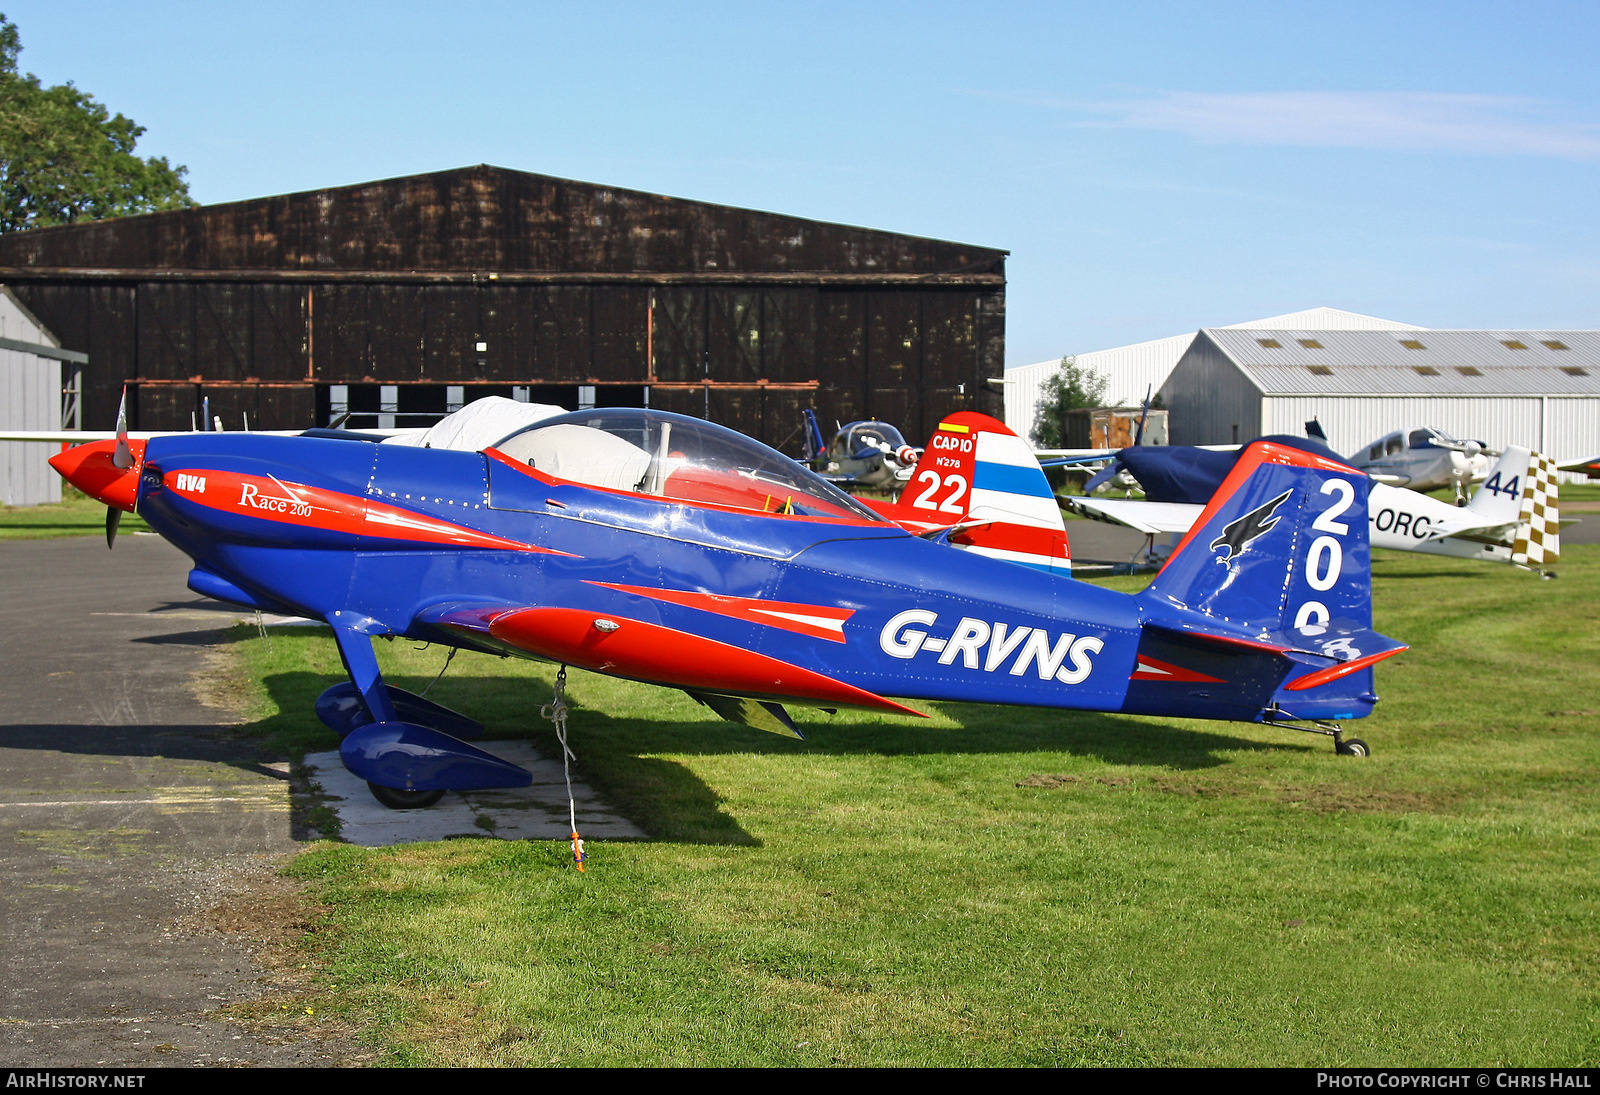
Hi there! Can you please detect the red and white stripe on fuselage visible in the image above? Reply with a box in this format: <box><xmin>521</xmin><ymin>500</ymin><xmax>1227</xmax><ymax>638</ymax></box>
<box><xmin>582</xmin><ymin>581</ymin><xmax>856</xmax><ymax>645</ymax></box>
<box><xmin>163</xmin><ymin>468</ymin><xmax>571</xmax><ymax>554</ymax></box>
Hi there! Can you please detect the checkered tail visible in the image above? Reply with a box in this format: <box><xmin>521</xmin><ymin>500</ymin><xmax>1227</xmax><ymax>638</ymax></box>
<box><xmin>1511</xmin><ymin>452</ymin><xmax>1559</xmax><ymax>568</ymax></box>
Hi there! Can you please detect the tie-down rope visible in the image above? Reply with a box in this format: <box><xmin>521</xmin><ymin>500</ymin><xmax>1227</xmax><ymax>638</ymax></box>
<box><xmin>540</xmin><ymin>665</ymin><xmax>586</xmax><ymax>871</ymax></box>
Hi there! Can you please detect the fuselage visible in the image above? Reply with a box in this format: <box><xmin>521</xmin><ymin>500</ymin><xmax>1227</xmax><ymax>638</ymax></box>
<box><xmin>136</xmin><ymin>433</ymin><xmax>1145</xmax><ymax>714</ymax></box>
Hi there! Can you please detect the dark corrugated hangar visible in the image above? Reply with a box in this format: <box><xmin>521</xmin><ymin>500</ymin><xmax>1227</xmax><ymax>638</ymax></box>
<box><xmin>0</xmin><ymin>165</ymin><xmax>1007</xmax><ymax>451</ymax></box>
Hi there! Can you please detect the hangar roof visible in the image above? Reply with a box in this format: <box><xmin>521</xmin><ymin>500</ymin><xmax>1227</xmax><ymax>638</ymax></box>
<box><xmin>1201</xmin><ymin>328</ymin><xmax>1600</xmax><ymax>396</ymax></box>
<box><xmin>0</xmin><ymin>164</ymin><xmax>1006</xmax><ymax>283</ymax></box>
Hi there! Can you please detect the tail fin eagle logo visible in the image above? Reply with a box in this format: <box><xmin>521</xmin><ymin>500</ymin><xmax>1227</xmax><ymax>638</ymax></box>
<box><xmin>1209</xmin><ymin>489</ymin><xmax>1292</xmax><ymax>561</ymax></box>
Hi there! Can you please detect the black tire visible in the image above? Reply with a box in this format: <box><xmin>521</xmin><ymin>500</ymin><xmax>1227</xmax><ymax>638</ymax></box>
<box><xmin>1336</xmin><ymin>738</ymin><xmax>1370</xmax><ymax>757</ymax></box>
<box><xmin>367</xmin><ymin>782</ymin><xmax>445</xmax><ymax>809</ymax></box>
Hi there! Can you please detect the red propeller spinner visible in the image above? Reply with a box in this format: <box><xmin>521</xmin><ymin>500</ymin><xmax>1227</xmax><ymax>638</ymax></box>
<box><xmin>49</xmin><ymin>438</ymin><xmax>145</xmax><ymax>513</ymax></box>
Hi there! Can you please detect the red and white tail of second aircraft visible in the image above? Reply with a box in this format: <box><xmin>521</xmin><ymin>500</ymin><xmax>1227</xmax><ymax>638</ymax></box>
<box><xmin>865</xmin><ymin>412</ymin><xmax>1073</xmax><ymax>577</ymax></box>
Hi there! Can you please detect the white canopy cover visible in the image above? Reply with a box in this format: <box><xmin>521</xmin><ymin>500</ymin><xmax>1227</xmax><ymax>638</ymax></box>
<box><xmin>380</xmin><ymin>396</ymin><xmax>567</xmax><ymax>452</ymax></box>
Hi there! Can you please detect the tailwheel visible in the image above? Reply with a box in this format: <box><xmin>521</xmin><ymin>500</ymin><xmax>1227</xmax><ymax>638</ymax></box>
<box><xmin>367</xmin><ymin>782</ymin><xmax>446</xmax><ymax>809</ymax></box>
<box><xmin>1335</xmin><ymin>737</ymin><xmax>1370</xmax><ymax>757</ymax></box>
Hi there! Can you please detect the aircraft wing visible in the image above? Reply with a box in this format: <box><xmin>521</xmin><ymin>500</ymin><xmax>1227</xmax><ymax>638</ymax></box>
<box><xmin>1035</xmin><ymin>449</ymin><xmax>1112</xmax><ymax>468</ymax></box>
<box><xmin>1558</xmin><ymin>454</ymin><xmax>1600</xmax><ymax>478</ymax></box>
<box><xmin>1033</xmin><ymin>448</ymin><xmax>1111</xmax><ymax>460</ymax></box>
<box><xmin>0</xmin><ymin>428</ymin><xmax>376</xmax><ymax>442</ymax></box>
<box><xmin>1065</xmin><ymin>497</ymin><xmax>1203</xmax><ymax>536</ymax></box>
<box><xmin>0</xmin><ymin>430</ymin><xmax>178</xmax><ymax>443</ymax></box>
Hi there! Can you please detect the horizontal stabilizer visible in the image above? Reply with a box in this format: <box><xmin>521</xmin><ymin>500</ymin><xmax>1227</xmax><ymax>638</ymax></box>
<box><xmin>1067</xmin><ymin>497</ymin><xmax>1202</xmax><ymax>536</ymax></box>
<box><xmin>1281</xmin><ymin>631</ymin><xmax>1409</xmax><ymax>692</ymax></box>
<box><xmin>1144</xmin><ymin>612</ymin><xmax>1406</xmax><ymax>673</ymax></box>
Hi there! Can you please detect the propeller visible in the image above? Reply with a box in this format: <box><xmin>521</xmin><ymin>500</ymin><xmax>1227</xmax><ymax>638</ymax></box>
<box><xmin>1133</xmin><ymin>385</ymin><xmax>1152</xmax><ymax>447</ymax></box>
<box><xmin>1430</xmin><ymin>433</ymin><xmax>1499</xmax><ymax>459</ymax></box>
<box><xmin>107</xmin><ymin>387</ymin><xmax>132</xmax><ymax>547</ymax></box>
<box><xmin>112</xmin><ymin>387</ymin><xmax>133</xmax><ymax>469</ymax></box>
<box><xmin>1083</xmin><ymin>458</ymin><xmax>1124</xmax><ymax>494</ymax></box>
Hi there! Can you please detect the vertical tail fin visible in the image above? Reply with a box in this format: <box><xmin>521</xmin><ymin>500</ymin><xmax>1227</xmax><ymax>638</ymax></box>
<box><xmin>1466</xmin><ymin>445</ymin><xmax>1534</xmax><ymax>525</ymax></box>
<box><xmin>1136</xmin><ymin>441</ymin><xmax>1404</xmax><ymax>722</ymax></box>
<box><xmin>1146</xmin><ymin>440</ymin><xmax>1373</xmax><ymax>634</ymax></box>
<box><xmin>1510</xmin><ymin>451</ymin><xmax>1560</xmax><ymax>569</ymax></box>
<box><xmin>883</xmin><ymin>411</ymin><xmax>1072</xmax><ymax>575</ymax></box>
<box><xmin>1464</xmin><ymin>445</ymin><xmax>1560</xmax><ymax>569</ymax></box>
<box><xmin>1134</xmin><ymin>385</ymin><xmax>1152</xmax><ymax>446</ymax></box>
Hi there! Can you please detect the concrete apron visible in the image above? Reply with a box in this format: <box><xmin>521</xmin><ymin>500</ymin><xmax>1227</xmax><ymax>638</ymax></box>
<box><xmin>306</xmin><ymin>742</ymin><xmax>644</xmax><ymax>846</ymax></box>
<box><xmin>0</xmin><ymin>535</ymin><xmax>338</xmax><ymax>1066</ymax></box>
<box><xmin>1</xmin><ymin>532</ymin><xmax>649</xmax><ymax>1066</ymax></box>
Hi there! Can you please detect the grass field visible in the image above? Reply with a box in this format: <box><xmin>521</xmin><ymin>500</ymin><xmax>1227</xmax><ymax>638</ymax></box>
<box><xmin>0</xmin><ymin>488</ymin><xmax>152</xmax><ymax>540</ymax></box>
<box><xmin>213</xmin><ymin>546</ymin><xmax>1600</xmax><ymax>1067</ymax></box>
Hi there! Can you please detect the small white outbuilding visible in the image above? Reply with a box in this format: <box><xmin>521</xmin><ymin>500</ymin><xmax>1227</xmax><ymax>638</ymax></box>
<box><xmin>0</xmin><ymin>285</ymin><xmax>85</xmax><ymax>506</ymax></box>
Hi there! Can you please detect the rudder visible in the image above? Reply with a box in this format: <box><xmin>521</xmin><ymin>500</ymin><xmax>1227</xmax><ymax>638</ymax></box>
<box><xmin>1146</xmin><ymin>440</ymin><xmax>1373</xmax><ymax>634</ymax></box>
<box><xmin>1135</xmin><ymin>440</ymin><xmax>1405</xmax><ymax>723</ymax></box>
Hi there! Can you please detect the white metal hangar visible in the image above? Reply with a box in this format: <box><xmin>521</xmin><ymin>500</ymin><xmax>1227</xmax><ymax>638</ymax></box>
<box><xmin>1157</xmin><ymin>328</ymin><xmax>1600</xmax><ymax>464</ymax></box>
<box><xmin>1003</xmin><ymin>307</ymin><xmax>1421</xmax><ymax>435</ymax></box>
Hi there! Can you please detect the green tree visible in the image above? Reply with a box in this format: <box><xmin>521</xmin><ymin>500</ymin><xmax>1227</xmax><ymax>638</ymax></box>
<box><xmin>0</xmin><ymin>14</ymin><xmax>194</xmax><ymax>233</ymax></box>
<box><xmin>1030</xmin><ymin>355</ymin><xmax>1109</xmax><ymax>448</ymax></box>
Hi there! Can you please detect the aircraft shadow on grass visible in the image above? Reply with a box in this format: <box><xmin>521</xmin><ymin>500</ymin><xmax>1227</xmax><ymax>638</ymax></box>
<box><xmin>1</xmin><ymin>619</ymin><xmax>1310</xmax><ymax>850</ymax></box>
<box><xmin>247</xmin><ymin>650</ymin><xmax>1307</xmax><ymax>846</ymax></box>
<box><xmin>3</xmin><ymin>611</ymin><xmax>1312</xmax><ymax>851</ymax></box>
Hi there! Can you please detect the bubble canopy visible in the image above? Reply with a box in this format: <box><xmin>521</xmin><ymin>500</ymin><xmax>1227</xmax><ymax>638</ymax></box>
<box><xmin>490</xmin><ymin>408</ymin><xmax>886</xmax><ymax>522</ymax></box>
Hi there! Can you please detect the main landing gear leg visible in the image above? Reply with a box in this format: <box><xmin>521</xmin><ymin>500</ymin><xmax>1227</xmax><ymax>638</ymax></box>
<box><xmin>325</xmin><ymin>621</ymin><xmax>532</xmax><ymax>808</ymax></box>
<box><xmin>328</xmin><ymin>619</ymin><xmax>400</xmax><ymax>724</ymax></box>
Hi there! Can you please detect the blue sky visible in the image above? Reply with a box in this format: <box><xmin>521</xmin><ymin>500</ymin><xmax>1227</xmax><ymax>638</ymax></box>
<box><xmin>6</xmin><ymin>1</ymin><xmax>1597</xmax><ymax>366</ymax></box>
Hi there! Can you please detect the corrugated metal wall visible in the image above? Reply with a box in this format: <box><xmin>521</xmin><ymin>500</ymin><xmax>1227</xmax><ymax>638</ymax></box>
<box><xmin>0</xmin><ymin>290</ymin><xmax>62</xmax><ymax>505</ymax></box>
<box><xmin>1267</xmin><ymin>395</ymin><xmax>1600</xmax><ymax>468</ymax></box>
<box><xmin>1004</xmin><ymin>332</ymin><xmax>1198</xmax><ymax>433</ymax></box>
<box><xmin>1004</xmin><ymin>309</ymin><xmax>1427</xmax><ymax>438</ymax></box>
<box><xmin>1158</xmin><ymin>336</ymin><xmax>1263</xmax><ymax>446</ymax></box>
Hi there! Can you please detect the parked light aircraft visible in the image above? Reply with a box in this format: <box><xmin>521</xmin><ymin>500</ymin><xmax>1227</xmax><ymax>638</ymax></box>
<box><xmin>48</xmin><ymin>401</ymin><xmax>1403</xmax><ymax>811</ymax></box>
<box><xmin>800</xmin><ymin>410</ymin><xmax>921</xmax><ymax>490</ymax></box>
<box><xmin>1343</xmin><ymin>425</ymin><xmax>1493</xmax><ymax>500</ymax></box>
<box><xmin>1071</xmin><ymin>437</ymin><xmax>1560</xmax><ymax>576</ymax></box>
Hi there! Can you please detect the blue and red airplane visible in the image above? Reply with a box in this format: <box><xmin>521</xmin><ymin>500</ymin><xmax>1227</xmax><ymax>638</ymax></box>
<box><xmin>49</xmin><ymin>403</ymin><xmax>1404</xmax><ymax>808</ymax></box>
